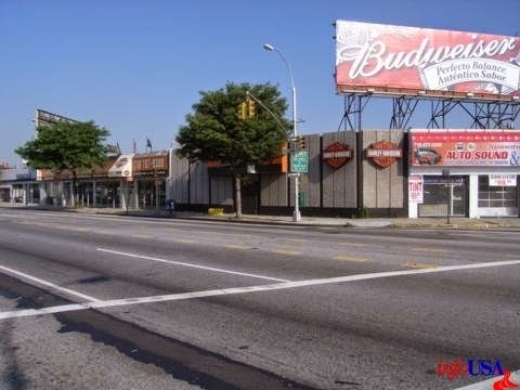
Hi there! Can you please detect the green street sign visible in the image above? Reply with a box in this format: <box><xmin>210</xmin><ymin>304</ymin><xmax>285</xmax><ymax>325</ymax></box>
<box><xmin>290</xmin><ymin>151</ymin><xmax>308</xmax><ymax>173</ymax></box>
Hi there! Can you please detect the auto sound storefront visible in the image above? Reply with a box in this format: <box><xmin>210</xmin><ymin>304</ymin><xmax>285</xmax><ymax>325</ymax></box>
<box><xmin>408</xmin><ymin>129</ymin><xmax>520</xmax><ymax>218</ymax></box>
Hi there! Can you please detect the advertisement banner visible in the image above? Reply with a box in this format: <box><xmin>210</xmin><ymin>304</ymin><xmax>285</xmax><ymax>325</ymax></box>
<box><xmin>410</xmin><ymin>131</ymin><xmax>520</xmax><ymax>167</ymax></box>
<box><xmin>335</xmin><ymin>21</ymin><xmax>520</xmax><ymax>98</ymax></box>
<box><xmin>489</xmin><ymin>174</ymin><xmax>517</xmax><ymax>186</ymax></box>
<box><xmin>409</xmin><ymin>174</ymin><xmax>424</xmax><ymax>204</ymax></box>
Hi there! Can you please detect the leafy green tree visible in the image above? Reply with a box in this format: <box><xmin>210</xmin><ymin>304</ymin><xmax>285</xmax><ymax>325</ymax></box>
<box><xmin>15</xmin><ymin>121</ymin><xmax>110</xmax><ymax>206</ymax></box>
<box><xmin>176</xmin><ymin>82</ymin><xmax>291</xmax><ymax>218</ymax></box>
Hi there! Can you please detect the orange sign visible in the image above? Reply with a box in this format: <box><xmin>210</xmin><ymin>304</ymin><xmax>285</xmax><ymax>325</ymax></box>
<box><xmin>365</xmin><ymin>140</ymin><xmax>402</xmax><ymax>168</ymax></box>
<box><xmin>323</xmin><ymin>142</ymin><xmax>353</xmax><ymax>169</ymax></box>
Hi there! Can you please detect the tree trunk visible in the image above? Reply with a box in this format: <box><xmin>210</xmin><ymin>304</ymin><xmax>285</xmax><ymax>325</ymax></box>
<box><xmin>234</xmin><ymin>174</ymin><xmax>242</xmax><ymax>219</ymax></box>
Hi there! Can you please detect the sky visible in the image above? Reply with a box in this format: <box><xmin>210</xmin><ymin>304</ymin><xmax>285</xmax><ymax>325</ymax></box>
<box><xmin>1</xmin><ymin>0</ymin><xmax>519</xmax><ymax>166</ymax></box>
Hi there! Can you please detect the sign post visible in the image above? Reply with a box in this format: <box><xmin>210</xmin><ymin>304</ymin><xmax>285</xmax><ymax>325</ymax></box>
<box><xmin>442</xmin><ymin>169</ymin><xmax>451</xmax><ymax>224</ymax></box>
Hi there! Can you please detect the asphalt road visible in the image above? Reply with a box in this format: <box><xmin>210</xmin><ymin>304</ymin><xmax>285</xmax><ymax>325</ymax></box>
<box><xmin>0</xmin><ymin>208</ymin><xmax>518</xmax><ymax>390</ymax></box>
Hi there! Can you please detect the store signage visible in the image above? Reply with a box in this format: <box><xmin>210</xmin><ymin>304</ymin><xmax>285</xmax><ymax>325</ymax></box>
<box><xmin>133</xmin><ymin>153</ymin><xmax>168</xmax><ymax>176</ymax></box>
<box><xmin>424</xmin><ymin>176</ymin><xmax>465</xmax><ymax>184</ymax></box>
<box><xmin>365</xmin><ymin>140</ymin><xmax>402</xmax><ymax>168</ymax></box>
<box><xmin>489</xmin><ymin>174</ymin><xmax>517</xmax><ymax>187</ymax></box>
<box><xmin>410</xmin><ymin>131</ymin><xmax>520</xmax><ymax>167</ymax></box>
<box><xmin>322</xmin><ymin>142</ymin><xmax>353</xmax><ymax>169</ymax></box>
<box><xmin>409</xmin><ymin>175</ymin><xmax>424</xmax><ymax>204</ymax></box>
<box><xmin>108</xmin><ymin>154</ymin><xmax>134</xmax><ymax>177</ymax></box>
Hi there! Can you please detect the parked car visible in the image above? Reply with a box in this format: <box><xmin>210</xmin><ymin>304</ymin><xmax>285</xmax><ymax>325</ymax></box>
<box><xmin>415</xmin><ymin>147</ymin><xmax>441</xmax><ymax>165</ymax></box>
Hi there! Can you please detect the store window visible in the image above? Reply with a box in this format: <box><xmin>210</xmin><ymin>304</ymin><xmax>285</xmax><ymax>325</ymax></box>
<box><xmin>478</xmin><ymin>176</ymin><xmax>517</xmax><ymax>208</ymax></box>
<box><xmin>418</xmin><ymin>176</ymin><xmax>467</xmax><ymax>217</ymax></box>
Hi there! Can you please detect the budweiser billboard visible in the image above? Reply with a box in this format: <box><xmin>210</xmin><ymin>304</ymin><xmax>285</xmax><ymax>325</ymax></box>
<box><xmin>410</xmin><ymin>130</ymin><xmax>520</xmax><ymax>167</ymax></box>
<box><xmin>335</xmin><ymin>21</ymin><xmax>520</xmax><ymax>99</ymax></box>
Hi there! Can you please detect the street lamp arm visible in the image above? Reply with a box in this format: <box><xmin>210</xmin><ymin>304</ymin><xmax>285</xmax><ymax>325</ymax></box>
<box><xmin>245</xmin><ymin>91</ymin><xmax>288</xmax><ymax>134</ymax></box>
<box><xmin>263</xmin><ymin>43</ymin><xmax>301</xmax><ymax>222</ymax></box>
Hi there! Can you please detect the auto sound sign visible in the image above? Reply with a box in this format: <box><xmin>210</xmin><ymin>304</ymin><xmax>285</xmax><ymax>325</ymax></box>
<box><xmin>410</xmin><ymin>130</ymin><xmax>520</xmax><ymax>167</ymax></box>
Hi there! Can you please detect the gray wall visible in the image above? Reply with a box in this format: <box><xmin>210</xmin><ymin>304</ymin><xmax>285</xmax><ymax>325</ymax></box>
<box><xmin>260</xmin><ymin>174</ymin><xmax>287</xmax><ymax>207</ymax></box>
<box><xmin>169</xmin><ymin>129</ymin><xmax>406</xmax><ymax>213</ymax></box>
<box><xmin>210</xmin><ymin>176</ymin><xmax>233</xmax><ymax>205</ymax></box>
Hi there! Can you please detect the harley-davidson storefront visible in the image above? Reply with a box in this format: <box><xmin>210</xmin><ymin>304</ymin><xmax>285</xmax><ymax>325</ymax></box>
<box><xmin>168</xmin><ymin>129</ymin><xmax>408</xmax><ymax>218</ymax></box>
<box><xmin>408</xmin><ymin>129</ymin><xmax>520</xmax><ymax>218</ymax></box>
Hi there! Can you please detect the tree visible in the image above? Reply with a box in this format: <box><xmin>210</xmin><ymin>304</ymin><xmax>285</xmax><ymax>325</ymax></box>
<box><xmin>15</xmin><ymin>121</ymin><xmax>110</xmax><ymax>206</ymax></box>
<box><xmin>176</xmin><ymin>82</ymin><xmax>291</xmax><ymax>218</ymax></box>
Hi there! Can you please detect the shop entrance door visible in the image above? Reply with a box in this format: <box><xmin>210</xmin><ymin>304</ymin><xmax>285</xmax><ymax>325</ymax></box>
<box><xmin>418</xmin><ymin>176</ymin><xmax>468</xmax><ymax>217</ymax></box>
<box><xmin>241</xmin><ymin>177</ymin><xmax>259</xmax><ymax>215</ymax></box>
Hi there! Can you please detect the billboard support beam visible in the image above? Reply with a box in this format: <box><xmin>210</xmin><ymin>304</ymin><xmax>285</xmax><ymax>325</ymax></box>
<box><xmin>389</xmin><ymin>97</ymin><xmax>419</xmax><ymax>130</ymax></box>
<box><xmin>427</xmin><ymin>100</ymin><xmax>459</xmax><ymax>129</ymax></box>
<box><xmin>338</xmin><ymin>94</ymin><xmax>369</xmax><ymax>132</ymax></box>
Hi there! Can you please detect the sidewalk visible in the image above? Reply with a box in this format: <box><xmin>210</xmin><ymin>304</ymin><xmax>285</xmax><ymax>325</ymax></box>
<box><xmin>4</xmin><ymin>202</ymin><xmax>520</xmax><ymax>230</ymax></box>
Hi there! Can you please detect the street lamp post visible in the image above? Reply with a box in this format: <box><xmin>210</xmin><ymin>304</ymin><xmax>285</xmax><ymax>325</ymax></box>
<box><xmin>263</xmin><ymin>43</ymin><xmax>301</xmax><ymax>222</ymax></box>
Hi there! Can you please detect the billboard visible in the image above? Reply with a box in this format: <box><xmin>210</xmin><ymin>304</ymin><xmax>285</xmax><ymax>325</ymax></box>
<box><xmin>335</xmin><ymin>21</ymin><xmax>520</xmax><ymax>100</ymax></box>
<box><xmin>410</xmin><ymin>130</ymin><xmax>520</xmax><ymax>167</ymax></box>
<box><xmin>35</xmin><ymin>109</ymin><xmax>80</xmax><ymax>127</ymax></box>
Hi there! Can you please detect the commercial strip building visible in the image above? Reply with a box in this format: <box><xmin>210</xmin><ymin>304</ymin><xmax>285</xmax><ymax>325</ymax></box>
<box><xmin>0</xmin><ymin>151</ymin><xmax>169</xmax><ymax>211</ymax></box>
<box><xmin>1</xmin><ymin>128</ymin><xmax>519</xmax><ymax>219</ymax></box>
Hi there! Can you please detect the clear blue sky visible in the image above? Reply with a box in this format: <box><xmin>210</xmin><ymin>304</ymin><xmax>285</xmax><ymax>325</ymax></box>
<box><xmin>1</xmin><ymin>0</ymin><xmax>519</xmax><ymax>166</ymax></box>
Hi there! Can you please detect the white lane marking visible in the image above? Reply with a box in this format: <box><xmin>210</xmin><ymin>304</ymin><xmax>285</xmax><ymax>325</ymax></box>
<box><xmin>1</xmin><ymin>260</ymin><xmax>519</xmax><ymax>321</ymax></box>
<box><xmin>453</xmin><ymin>369</ymin><xmax>520</xmax><ymax>389</ymax></box>
<box><xmin>96</xmin><ymin>248</ymin><xmax>289</xmax><ymax>283</ymax></box>
<box><xmin>0</xmin><ymin>265</ymin><xmax>100</xmax><ymax>303</ymax></box>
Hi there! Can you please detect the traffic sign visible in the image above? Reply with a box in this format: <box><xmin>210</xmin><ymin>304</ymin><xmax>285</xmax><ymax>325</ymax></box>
<box><xmin>290</xmin><ymin>151</ymin><xmax>308</xmax><ymax>173</ymax></box>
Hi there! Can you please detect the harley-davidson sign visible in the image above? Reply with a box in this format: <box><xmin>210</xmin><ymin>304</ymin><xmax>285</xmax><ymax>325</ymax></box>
<box><xmin>365</xmin><ymin>140</ymin><xmax>402</xmax><ymax>168</ymax></box>
<box><xmin>335</xmin><ymin>20</ymin><xmax>520</xmax><ymax>99</ymax></box>
<box><xmin>323</xmin><ymin>142</ymin><xmax>353</xmax><ymax>169</ymax></box>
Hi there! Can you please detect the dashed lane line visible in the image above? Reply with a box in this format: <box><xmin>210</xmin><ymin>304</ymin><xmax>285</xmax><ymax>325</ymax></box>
<box><xmin>402</xmin><ymin>261</ymin><xmax>438</xmax><ymax>269</ymax></box>
<box><xmin>412</xmin><ymin>247</ymin><xmax>448</xmax><ymax>253</ymax></box>
<box><xmin>269</xmin><ymin>249</ymin><xmax>301</xmax><ymax>256</ymax></box>
<box><xmin>225</xmin><ymin>245</ymin><xmax>252</xmax><ymax>250</ymax></box>
<box><xmin>1</xmin><ymin>260</ymin><xmax>519</xmax><ymax>321</ymax></box>
<box><xmin>333</xmin><ymin>255</ymin><xmax>367</xmax><ymax>262</ymax></box>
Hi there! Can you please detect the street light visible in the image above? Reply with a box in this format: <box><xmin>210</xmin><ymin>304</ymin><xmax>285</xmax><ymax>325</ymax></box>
<box><xmin>263</xmin><ymin>43</ymin><xmax>301</xmax><ymax>222</ymax></box>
